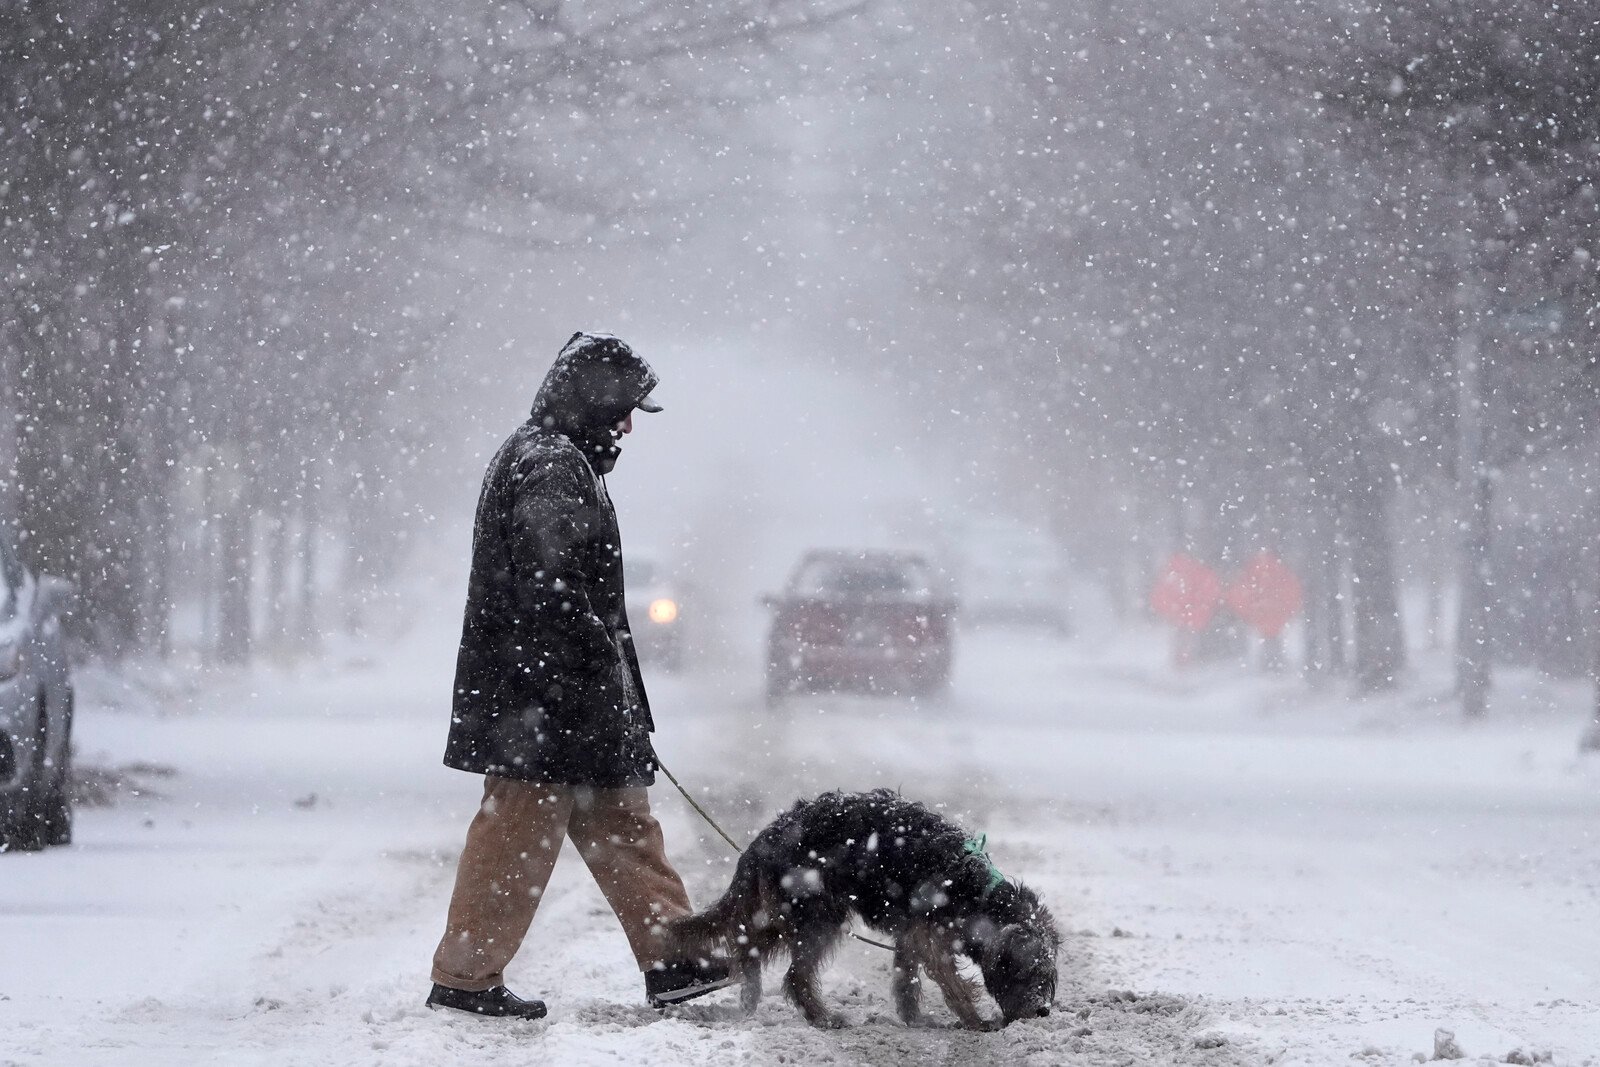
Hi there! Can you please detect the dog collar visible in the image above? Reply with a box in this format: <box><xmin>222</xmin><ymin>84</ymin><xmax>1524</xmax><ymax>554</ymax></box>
<box><xmin>963</xmin><ymin>834</ymin><xmax>1006</xmax><ymax>895</ymax></box>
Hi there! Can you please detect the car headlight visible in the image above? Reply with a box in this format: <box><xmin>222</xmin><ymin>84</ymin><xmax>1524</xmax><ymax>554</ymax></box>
<box><xmin>0</xmin><ymin>642</ymin><xmax>21</xmax><ymax>681</ymax></box>
<box><xmin>648</xmin><ymin>598</ymin><xmax>679</xmax><ymax>624</ymax></box>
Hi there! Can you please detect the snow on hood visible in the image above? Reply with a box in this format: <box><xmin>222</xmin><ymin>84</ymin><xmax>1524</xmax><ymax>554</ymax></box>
<box><xmin>530</xmin><ymin>331</ymin><xmax>661</xmax><ymax>435</ymax></box>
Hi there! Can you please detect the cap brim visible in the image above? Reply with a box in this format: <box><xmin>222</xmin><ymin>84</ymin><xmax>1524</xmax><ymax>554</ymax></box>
<box><xmin>635</xmin><ymin>395</ymin><xmax>664</xmax><ymax>413</ymax></box>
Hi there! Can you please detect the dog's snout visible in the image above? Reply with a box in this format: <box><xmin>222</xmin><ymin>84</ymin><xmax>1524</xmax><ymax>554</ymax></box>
<box><xmin>1036</xmin><ymin>1005</ymin><xmax>1051</xmax><ymax>1017</ymax></box>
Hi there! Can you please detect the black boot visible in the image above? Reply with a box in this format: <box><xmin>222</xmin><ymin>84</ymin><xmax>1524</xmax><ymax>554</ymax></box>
<box><xmin>645</xmin><ymin>959</ymin><xmax>737</xmax><ymax>1008</ymax></box>
<box><xmin>426</xmin><ymin>983</ymin><xmax>548</xmax><ymax>1019</ymax></box>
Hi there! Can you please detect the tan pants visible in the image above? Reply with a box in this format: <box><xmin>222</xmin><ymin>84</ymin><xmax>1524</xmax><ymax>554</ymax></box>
<box><xmin>430</xmin><ymin>777</ymin><xmax>693</xmax><ymax>991</ymax></box>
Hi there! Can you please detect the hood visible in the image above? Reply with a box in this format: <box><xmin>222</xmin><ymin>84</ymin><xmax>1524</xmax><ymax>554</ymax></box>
<box><xmin>530</xmin><ymin>332</ymin><xmax>660</xmax><ymax>473</ymax></box>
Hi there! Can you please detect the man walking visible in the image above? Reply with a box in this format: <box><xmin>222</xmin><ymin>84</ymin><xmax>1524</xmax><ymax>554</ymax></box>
<box><xmin>427</xmin><ymin>332</ymin><xmax>730</xmax><ymax>1019</ymax></box>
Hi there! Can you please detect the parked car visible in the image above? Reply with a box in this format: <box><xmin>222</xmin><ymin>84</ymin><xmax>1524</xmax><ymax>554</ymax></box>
<box><xmin>764</xmin><ymin>549</ymin><xmax>955</xmax><ymax>702</ymax></box>
<box><xmin>0</xmin><ymin>535</ymin><xmax>75</xmax><ymax>852</ymax></box>
<box><xmin>624</xmin><ymin>553</ymin><xmax>689</xmax><ymax>672</ymax></box>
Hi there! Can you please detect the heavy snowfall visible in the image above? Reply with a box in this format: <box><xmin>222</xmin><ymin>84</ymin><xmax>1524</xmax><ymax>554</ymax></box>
<box><xmin>3</xmin><ymin>3</ymin><xmax>1600</xmax><ymax>1066</ymax></box>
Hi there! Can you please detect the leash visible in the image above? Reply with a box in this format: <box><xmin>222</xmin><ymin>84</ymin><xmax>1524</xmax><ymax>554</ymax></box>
<box><xmin>657</xmin><ymin>757</ymin><xmax>895</xmax><ymax>953</ymax></box>
<box><xmin>657</xmin><ymin>758</ymin><xmax>745</xmax><ymax>854</ymax></box>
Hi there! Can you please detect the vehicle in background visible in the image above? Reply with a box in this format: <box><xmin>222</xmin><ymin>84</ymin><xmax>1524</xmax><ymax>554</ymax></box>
<box><xmin>764</xmin><ymin>549</ymin><xmax>955</xmax><ymax>702</ymax></box>
<box><xmin>955</xmin><ymin>516</ymin><xmax>1072</xmax><ymax>634</ymax></box>
<box><xmin>0</xmin><ymin>535</ymin><xmax>75</xmax><ymax>852</ymax></box>
<box><xmin>625</xmin><ymin>553</ymin><xmax>689</xmax><ymax>672</ymax></box>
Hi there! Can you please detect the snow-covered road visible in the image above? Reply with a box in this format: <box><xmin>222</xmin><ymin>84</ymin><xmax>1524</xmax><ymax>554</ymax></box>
<box><xmin>3</xmin><ymin>614</ymin><xmax>1597</xmax><ymax>1066</ymax></box>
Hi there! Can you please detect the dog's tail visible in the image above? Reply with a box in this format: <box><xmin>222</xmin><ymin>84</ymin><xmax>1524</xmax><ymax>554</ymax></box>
<box><xmin>666</xmin><ymin>849</ymin><xmax>762</xmax><ymax>955</ymax></box>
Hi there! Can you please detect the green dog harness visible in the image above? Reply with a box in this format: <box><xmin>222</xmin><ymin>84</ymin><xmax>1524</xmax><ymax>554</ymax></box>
<box><xmin>963</xmin><ymin>833</ymin><xmax>1006</xmax><ymax>895</ymax></box>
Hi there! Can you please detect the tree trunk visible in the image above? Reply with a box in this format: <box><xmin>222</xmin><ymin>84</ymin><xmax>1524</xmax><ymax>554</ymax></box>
<box><xmin>199</xmin><ymin>463</ymin><xmax>216</xmax><ymax>659</ymax></box>
<box><xmin>1261</xmin><ymin>631</ymin><xmax>1287</xmax><ymax>673</ymax></box>
<box><xmin>80</xmin><ymin>250</ymin><xmax>150</xmax><ymax>657</ymax></box>
<box><xmin>1582</xmin><ymin>490</ymin><xmax>1600</xmax><ymax>752</ymax></box>
<box><xmin>1455</xmin><ymin>473</ymin><xmax>1494</xmax><ymax>718</ymax></box>
<box><xmin>139</xmin><ymin>466</ymin><xmax>174</xmax><ymax>659</ymax></box>
<box><xmin>1302</xmin><ymin>491</ymin><xmax>1346</xmax><ymax>683</ymax></box>
<box><xmin>1345</xmin><ymin>450</ymin><xmax>1406</xmax><ymax>692</ymax></box>
<box><xmin>1192</xmin><ymin>479</ymin><xmax>1246</xmax><ymax>664</ymax></box>
<box><xmin>138</xmin><ymin>302</ymin><xmax>176</xmax><ymax>659</ymax></box>
<box><xmin>1109</xmin><ymin>490</ymin><xmax>1141</xmax><ymax>623</ymax></box>
<box><xmin>0</xmin><ymin>322</ymin><xmax>17</xmax><ymax>526</ymax></box>
<box><xmin>1425</xmin><ymin>557</ymin><xmax>1446</xmax><ymax>651</ymax></box>
<box><xmin>1302</xmin><ymin>540</ymin><xmax>1325</xmax><ymax>681</ymax></box>
<box><xmin>265</xmin><ymin>513</ymin><xmax>290</xmax><ymax>654</ymax></box>
<box><xmin>1585</xmin><ymin>654</ymin><xmax>1600</xmax><ymax>751</ymax></box>
<box><xmin>1301</xmin><ymin>495</ymin><xmax>1327</xmax><ymax>681</ymax></box>
<box><xmin>133</xmin><ymin>387</ymin><xmax>174</xmax><ymax>659</ymax></box>
<box><xmin>342</xmin><ymin>468</ymin><xmax>371</xmax><ymax>635</ymax></box>
<box><xmin>1328</xmin><ymin>513</ymin><xmax>1349</xmax><ymax>677</ymax></box>
<box><xmin>90</xmin><ymin>421</ymin><xmax>143</xmax><ymax>657</ymax></box>
<box><xmin>1421</xmin><ymin>480</ymin><xmax>1448</xmax><ymax>651</ymax></box>
<box><xmin>1454</xmin><ymin>325</ymin><xmax>1493</xmax><ymax>719</ymax></box>
<box><xmin>296</xmin><ymin>468</ymin><xmax>321</xmax><ymax>654</ymax></box>
<box><xmin>216</xmin><ymin>492</ymin><xmax>253</xmax><ymax>665</ymax></box>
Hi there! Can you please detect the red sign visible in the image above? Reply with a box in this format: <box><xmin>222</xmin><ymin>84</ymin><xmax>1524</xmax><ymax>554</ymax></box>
<box><xmin>1149</xmin><ymin>553</ymin><xmax>1223</xmax><ymax>632</ymax></box>
<box><xmin>1224</xmin><ymin>551</ymin><xmax>1303</xmax><ymax>638</ymax></box>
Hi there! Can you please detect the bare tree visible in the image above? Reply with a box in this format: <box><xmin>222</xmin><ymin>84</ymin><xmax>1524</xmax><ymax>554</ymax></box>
<box><xmin>1</xmin><ymin>0</ymin><xmax>872</xmax><ymax>661</ymax></box>
<box><xmin>1244</xmin><ymin>0</ymin><xmax>1600</xmax><ymax>716</ymax></box>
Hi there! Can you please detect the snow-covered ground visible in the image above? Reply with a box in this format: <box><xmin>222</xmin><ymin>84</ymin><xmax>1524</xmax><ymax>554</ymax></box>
<box><xmin>4</xmin><ymin>602</ymin><xmax>1598</xmax><ymax>1066</ymax></box>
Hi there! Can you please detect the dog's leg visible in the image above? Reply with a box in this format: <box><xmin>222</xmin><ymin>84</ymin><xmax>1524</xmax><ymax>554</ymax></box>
<box><xmin>737</xmin><ymin>924</ymin><xmax>782</xmax><ymax>1014</ymax></box>
<box><xmin>740</xmin><ymin>959</ymin><xmax>764</xmax><ymax>1014</ymax></box>
<box><xmin>892</xmin><ymin>933</ymin><xmax>924</xmax><ymax>1026</ymax></box>
<box><xmin>919</xmin><ymin>931</ymin><xmax>994</xmax><ymax>1031</ymax></box>
<box><xmin>782</xmin><ymin>921</ymin><xmax>846</xmax><ymax>1029</ymax></box>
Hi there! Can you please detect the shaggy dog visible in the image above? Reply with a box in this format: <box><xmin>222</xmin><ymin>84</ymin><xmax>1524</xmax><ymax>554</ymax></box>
<box><xmin>665</xmin><ymin>789</ymin><xmax>1059</xmax><ymax>1029</ymax></box>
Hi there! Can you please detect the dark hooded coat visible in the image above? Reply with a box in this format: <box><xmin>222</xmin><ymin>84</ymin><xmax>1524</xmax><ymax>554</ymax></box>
<box><xmin>444</xmin><ymin>333</ymin><xmax>660</xmax><ymax>787</ymax></box>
